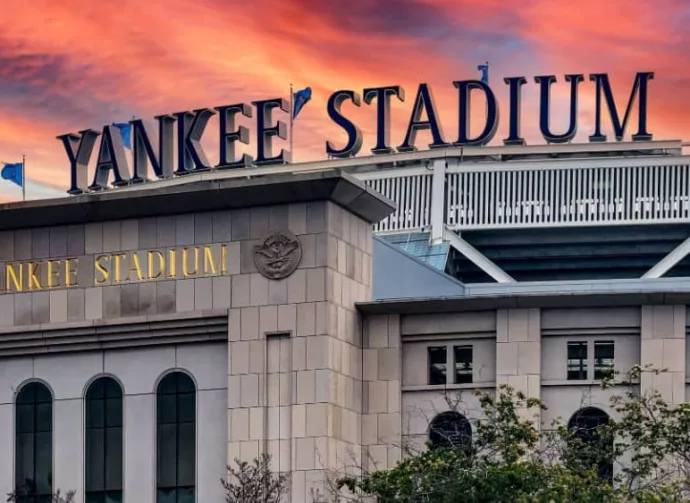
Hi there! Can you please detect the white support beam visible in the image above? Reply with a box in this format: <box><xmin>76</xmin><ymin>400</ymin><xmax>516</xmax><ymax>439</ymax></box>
<box><xmin>443</xmin><ymin>227</ymin><xmax>516</xmax><ymax>283</ymax></box>
<box><xmin>642</xmin><ymin>235</ymin><xmax>690</xmax><ymax>279</ymax></box>
<box><xmin>430</xmin><ymin>159</ymin><xmax>446</xmax><ymax>243</ymax></box>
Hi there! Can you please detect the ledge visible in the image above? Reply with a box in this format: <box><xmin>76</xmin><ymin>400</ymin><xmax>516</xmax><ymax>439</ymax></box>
<box><xmin>357</xmin><ymin>291</ymin><xmax>690</xmax><ymax>315</ymax></box>
<box><xmin>0</xmin><ymin>311</ymin><xmax>229</xmax><ymax>357</ymax></box>
<box><xmin>0</xmin><ymin>169</ymin><xmax>395</xmax><ymax>230</ymax></box>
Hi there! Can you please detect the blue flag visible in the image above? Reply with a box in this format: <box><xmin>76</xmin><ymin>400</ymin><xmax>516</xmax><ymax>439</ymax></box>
<box><xmin>293</xmin><ymin>87</ymin><xmax>312</xmax><ymax>119</ymax></box>
<box><xmin>113</xmin><ymin>123</ymin><xmax>132</xmax><ymax>150</ymax></box>
<box><xmin>478</xmin><ymin>64</ymin><xmax>489</xmax><ymax>85</ymax></box>
<box><xmin>1</xmin><ymin>162</ymin><xmax>23</xmax><ymax>188</ymax></box>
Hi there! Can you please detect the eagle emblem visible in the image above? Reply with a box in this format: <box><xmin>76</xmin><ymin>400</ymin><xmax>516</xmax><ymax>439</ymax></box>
<box><xmin>253</xmin><ymin>230</ymin><xmax>302</xmax><ymax>280</ymax></box>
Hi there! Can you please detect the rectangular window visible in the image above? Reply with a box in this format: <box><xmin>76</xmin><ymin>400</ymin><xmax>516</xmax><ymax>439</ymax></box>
<box><xmin>567</xmin><ymin>342</ymin><xmax>588</xmax><ymax>380</ymax></box>
<box><xmin>428</xmin><ymin>346</ymin><xmax>447</xmax><ymax>385</ymax></box>
<box><xmin>454</xmin><ymin>346</ymin><xmax>473</xmax><ymax>384</ymax></box>
<box><xmin>594</xmin><ymin>341</ymin><xmax>615</xmax><ymax>379</ymax></box>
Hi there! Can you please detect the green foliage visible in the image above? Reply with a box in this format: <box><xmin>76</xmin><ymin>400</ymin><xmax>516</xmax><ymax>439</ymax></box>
<box><xmin>222</xmin><ymin>453</ymin><xmax>288</xmax><ymax>503</ymax></box>
<box><xmin>335</xmin><ymin>368</ymin><xmax>690</xmax><ymax>502</ymax></box>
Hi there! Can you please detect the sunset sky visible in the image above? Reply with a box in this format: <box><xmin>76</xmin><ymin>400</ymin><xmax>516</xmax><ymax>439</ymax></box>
<box><xmin>0</xmin><ymin>0</ymin><xmax>688</xmax><ymax>201</ymax></box>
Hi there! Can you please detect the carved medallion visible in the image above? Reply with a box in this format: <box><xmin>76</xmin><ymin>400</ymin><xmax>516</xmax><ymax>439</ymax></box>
<box><xmin>253</xmin><ymin>230</ymin><xmax>302</xmax><ymax>280</ymax></box>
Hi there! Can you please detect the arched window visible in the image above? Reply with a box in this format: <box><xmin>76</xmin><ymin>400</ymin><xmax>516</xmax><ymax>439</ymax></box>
<box><xmin>567</xmin><ymin>407</ymin><xmax>613</xmax><ymax>482</ymax></box>
<box><xmin>157</xmin><ymin>372</ymin><xmax>196</xmax><ymax>503</ymax></box>
<box><xmin>429</xmin><ymin>411</ymin><xmax>472</xmax><ymax>451</ymax></box>
<box><xmin>85</xmin><ymin>377</ymin><xmax>123</xmax><ymax>503</ymax></box>
<box><xmin>15</xmin><ymin>382</ymin><xmax>53</xmax><ymax>501</ymax></box>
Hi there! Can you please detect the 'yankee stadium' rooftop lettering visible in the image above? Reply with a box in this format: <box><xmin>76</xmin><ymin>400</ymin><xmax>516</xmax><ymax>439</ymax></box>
<box><xmin>58</xmin><ymin>72</ymin><xmax>654</xmax><ymax>194</ymax></box>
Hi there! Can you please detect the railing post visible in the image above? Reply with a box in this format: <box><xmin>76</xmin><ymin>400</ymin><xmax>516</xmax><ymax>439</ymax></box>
<box><xmin>430</xmin><ymin>159</ymin><xmax>446</xmax><ymax>243</ymax></box>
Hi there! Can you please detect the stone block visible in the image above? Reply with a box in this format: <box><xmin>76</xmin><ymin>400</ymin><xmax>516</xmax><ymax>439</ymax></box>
<box><xmin>63</xmin><ymin>227</ymin><xmax>84</xmax><ymax>258</ymax></box>
<box><xmin>14</xmin><ymin>230</ymin><xmax>32</xmax><ymax>260</ymax></box>
<box><xmin>49</xmin><ymin>227</ymin><xmax>68</xmax><ymax>258</ymax></box>
<box><xmin>49</xmin><ymin>289</ymin><xmax>67</xmax><ymax>323</ymax></box>
<box><xmin>387</xmin><ymin>380</ymin><xmax>401</xmax><ymax>413</ymax></box>
<box><xmin>249</xmin><ymin>406</ymin><xmax>264</xmax><ymax>440</ymax></box>
<box><xmin>315</xmin><ymin>233</ymin><xmax>328</xmax><ymax>268</ymax></box>
<box><xmin>663</xmin><ymin>338</ymin><xmax>685</xmax><ymax>372</ymax></box>
<box><xmin>295</xmin><ymin>438</ymin><xmax>316</xmax><ymax>470</ymax></box>
<box><xmin>367</xmin><ymin>316</ymin><xmax>389</xmax><ymax>349</ymax></box>
<box><xmin>120</xmin><ymin>220</ymin><xmax>138</xmax><ymax>251</ymax></box>
<box><xmin>268</xmin><ymin>204</ymin><xmax>289</xmax><ymax>231</ymax></box>
<box><xmin>156</xmin><ymin>280</ymin><xmax>176</xmax><ymax>314</ymax></box>
<box><xmin>193</xmin><ymin>277</ymin><xmax>212</xmax><ymax>311</ymax></box>
<box><xmin>378</xmin><ymin>348</ymin><xmax>401</xmax><ymax>381</ymax></box>
<box><xmin>230</xmin><ymin>341</ymin><xmax>250</xmax><ymax>375</ymax></box>
<box><xmin>212</xmin><ymin>211</ymin><xmax>232</xmax><ymax>242</ymax></box>
<box><xmin>230</xmin><ymin>408</ymin><xmax>249</xmax><ymax>441</ymax></box>
<box><xmin>224</xmin><ymin>241</ymin><xmax>240</xmax><ymax>275</ymax></box>
<box><xmin>259</xmin><ymin>305</ymin><xmax>278</xmax><ymax>334</ymax></box>
<box><xmin>378</xmin><ymin>413</ymin><xmax>401</xmax><ymax>443</ymax></box>
<box><xmin>194</xmin><ymin>213</ymin><xmax>213</xmax><ymax>244</ymax></box>
<box><xmin>307</xmin><ymin>336</ymin><xmax>329</xmax><ymax>370</ymax></box>
<box><xmin>277</xmin><ymin>304</ymin><xmax>296</xmax><ymax>333</ymax></box>
<box><xmin>361</xmin><ymin>414</ymin><xmax>378</xmax><ymax>446</ymax></box>
<box><xmin>228</xmin><ymin>375</ymin><xmax>241</xmax><ymax>409</ymax></box>
<box><xmin>31</xmin><ymin>291</ymin><xmax>49</xmax><ymax>324</ymax></box>
<box><xmin>496</xmin><ymin>341</ymin><xmax>519</xmax><ymax>376</ymax></box>
<box><xmin>250</xmin><ymin>207</ymin><xmax>270</xmax><ymax>239</ymax></box>
<box><xmin>0</xmin><ymin>295</ymin><xmax>14</xmax><ymax>326</ymax></box>
<box><xmin>240</xmin><ymin>239</ymin><xmax>259</xmax><ymax>274</ymax></box>
<box><xmin>249</xmin><ymin>340</ymin><xmax>265</xmax><ymax>374</ymax></box>
<box><xmin>240</xmin><ymin>307</ymin><xmax>259</xmax><ymax>340</ymax></box>
<box><xmin>84</xmin><ymin>287</ymin><xmax>103</xmax><ymax>320</ymax></box>
<box><xmin>267</xmin><ymin>278</ymin><xmax>287</xmax><ymax>305</ymax></box>
<box><xmin>31</xmin><ymin>228</ymin><xmax>50</xmax><ymax>259</ymax></box>
<box><xmin>287</xmin><ymin>269</ymin><xmax>307</xmax><ymax>304</ymax></box>
<box><xmin>306</xmin><ymin>403</ymin><xmax>328</xmax><ymax>437</ymax></box>
<box><xmin>67</xmin><ymin>288</ymin><xmax>86</xmax><ymax>321</ymax></box>
<box><xmin>300</xmin><ymin>234</ymin><xmax>316</xmax><ymax>268</ymax></box>
<box><xmin>231</xmin><ymin>274</ymin><xmax>250</xmax><ymax>308</ymax></box>
<box><xmin>0</xmin><ymin>231</ymin><xmax>14</xmax><ymax>261</ymax></box>
<box><xmin>175</xmin><ymin>214</ymin><xmax>195</xmax><ymax>245</ymax></box>
<box><xmin>138</xmin><ymin>218</ymin><xmax>157</xmax><ymax>249</ymax></box>
<box><xmin>314</xmin><ymin>369</ymin><xmax>330</xmax><ymax>403</ymax></box>
<box><xmin>297</xmin><ymin>370</ymin><xmax>316</xmax><ymax>404</ymax></box>
<box><xmin>249</xmin><ymin>273</ymin><xmax>268</xmax><ymax>306</ymax></box>
<box><xmin>102</xmin><ymin>222</ymin><xmax>121</xmax><ymax>252</ymax></box>
<box><xmin>296</xmin><ymin>303</ymin><xmax>316</xmax><ymax>337</ymax></box>
<box><xmin>367</xmin><ymin>381</ymin><xmax>388</xmax><ymax>414</ymax></box>
<box><xmin>175</xmin><ymin>279</ymin><xmax>194</xmax><ymax>313</ymax></box>
<box><xmin>293</xmin><ymin>404</ymin><xmax>307</xmax><ymax>438</ymax></box>
<box><xmin>288</xmin><ymin>203</ymin><xmax>307</xmax><ymax>235</ymax></box>
<box><xmin>306</xmin><ymin>202</ymin><xmax>326</xmax><ymax>234</ymax></box>
<box><xmin>517</xmin><ymin>341</ymin><xmax>540</xmax><ymax>375</ymax></box>
<box><xmin>120</xmin><ymin>284</ymin><xmax>139</xmax><ymax>317</ymax></box>
<box><xmin>157</xmin><ymin>216</ymin><xmax>176</xmax><ymax>247</ymax></box>
<box><xmin>231</xmin><ymin>209</ymin><xmax>251</xmax><ymax>241</ymax></box>
<box><xmin>212</xmin><ymin>276</ymin><xmax>231</xmax><ymax>310</ymax></box>
<box><xmin>240</xmin><ymin>374</ymin><xmax>259</xmax><ymax>408</ymax></box>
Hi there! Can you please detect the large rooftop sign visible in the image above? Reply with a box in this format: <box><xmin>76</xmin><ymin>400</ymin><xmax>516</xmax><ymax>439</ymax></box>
<box><xmin>58</xmin><ymin>72</ymin><xmax>654</xmax><ymax>194</ymax></box>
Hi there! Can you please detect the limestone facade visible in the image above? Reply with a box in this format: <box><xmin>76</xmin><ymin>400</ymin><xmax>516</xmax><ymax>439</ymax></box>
<box><xmin>0</xmin><ymin>172</ymin><xmax>689</xmax><ymax>502</ymax></box>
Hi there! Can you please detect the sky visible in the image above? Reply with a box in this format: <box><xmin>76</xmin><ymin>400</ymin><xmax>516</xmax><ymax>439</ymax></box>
<box><xmin>0</xmin><ymin>0</ymin><xmax>688</xmax><ymax>202</ymax></box>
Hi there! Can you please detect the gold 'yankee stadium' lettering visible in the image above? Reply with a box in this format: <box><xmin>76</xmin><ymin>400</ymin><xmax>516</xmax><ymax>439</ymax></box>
<box><xmin>0</xmin><ymin>259</ymin><xmax>80</xmax><ymax>293</ymax></box>
<box><xmin>0</xmin><ymin>244</ymin><xmax>231</xmax><ymax>294</ymax></box>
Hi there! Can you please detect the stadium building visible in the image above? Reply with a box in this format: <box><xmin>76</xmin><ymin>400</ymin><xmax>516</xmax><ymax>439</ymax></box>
<box><xmin>0</xmin><ymin>138</ymin><xmax>689</xmax><ymax>502</ymax></box>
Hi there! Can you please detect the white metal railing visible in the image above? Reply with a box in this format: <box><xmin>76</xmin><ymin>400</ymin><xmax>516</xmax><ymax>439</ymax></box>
<box><xmin>359</xmin><ymin>168</ymin><xmax>433</xmax><ymax>233</ymax></box>
<box><xmin>356</xmin><ymin>156</ymin><xmax>690</xmax><ymax>233</ymax></box>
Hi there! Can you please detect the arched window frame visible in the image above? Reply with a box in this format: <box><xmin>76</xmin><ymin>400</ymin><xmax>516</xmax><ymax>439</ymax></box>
<box><xmin>428</xmin><ymin>410</ymin><xmax>473</xmax><ymax>451</ymax></box>
<box><xmin>567</xmin><ymin>406</ymin><xmax>613</xmax><ymax>482</ymax></box>
<box><xmin>84</xmin><ymin>376</ymin><xmax>124</xmax><ymax>503</ymax></box>
<box><xmin>15</xmin><ymin>380</ymin><xmax>53</xmax><ymax>502</ymax></box>
<box><xmin>156</xmin><ymin>371</ymin><xmax>197</xmax><ymax>503</ymax></box>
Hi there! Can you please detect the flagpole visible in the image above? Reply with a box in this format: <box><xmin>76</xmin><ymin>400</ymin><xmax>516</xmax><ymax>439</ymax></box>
<box><xmin>289</xmin><ymin>83</ymin><xmax>294</xmax><ymax>162</ymax></box>
<box><xmin>21</xmin><ymin>154</ymin><xmax>25</xmax><ymax>202</ymax></box>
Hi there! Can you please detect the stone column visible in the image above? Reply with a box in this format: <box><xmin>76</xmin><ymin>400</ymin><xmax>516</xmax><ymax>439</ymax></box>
<box><xmin>640</xmin><ymin>305</ymin><xmax>686</xmax><ymax>405</ymax></box>
<box><xmin>495</xmin><ymin>308</ymin><xmax>541</xmax><ymax>425</ymax></box>
<box><xmin>361</xmin><ymin>314</ymin><xmax>402</xmax><ymax>472</ymax></box>
<box><xmin>227</xmin><ymin>200</ymin><xmax>377</xmax><ymax>502</ymax></box>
